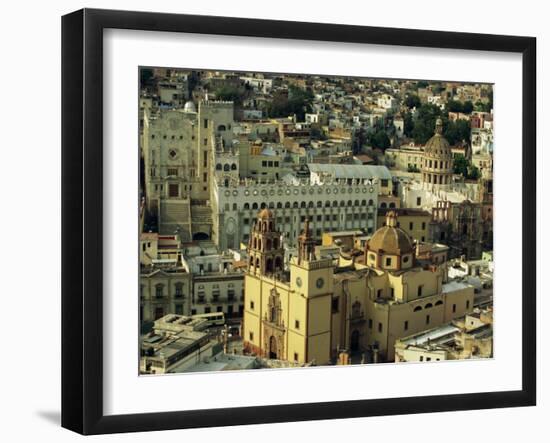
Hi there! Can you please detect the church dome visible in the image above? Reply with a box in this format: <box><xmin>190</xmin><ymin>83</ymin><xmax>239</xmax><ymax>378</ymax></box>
<box><xmin>258</xmin><ymin>208</ymin><xmax>274</xmax><ymax>220</ymax></box>
<box><xmin>424</xmin><ymin>118</ymin><xmax>452</xmax><ymax>158</ymax></box>
<box><xmin>183</xmin><ymin>100</ymin><xmax>196</xmax><ymax>113</ymax></box>
<box><xmin>368</xmin><ymin>212</ymin><xmax>414</xmax><ymax>256</ymax></box>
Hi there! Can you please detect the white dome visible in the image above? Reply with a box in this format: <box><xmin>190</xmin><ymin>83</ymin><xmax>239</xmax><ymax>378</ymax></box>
<box><xmin>183</xmin><ymin>101</ymin><xmax>196</xmax><ymax>113</ymax></box>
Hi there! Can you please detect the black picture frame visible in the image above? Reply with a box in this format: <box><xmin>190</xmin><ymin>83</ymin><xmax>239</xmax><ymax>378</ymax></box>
<box><xmin>62</xmin><ymin>8</ymin><xmax>537</xmax><ymax>435</ymax></box>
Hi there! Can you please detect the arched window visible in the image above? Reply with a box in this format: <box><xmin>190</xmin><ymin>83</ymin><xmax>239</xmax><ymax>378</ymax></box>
<box><xmin>354</xmin><ymin>200</ymin><xmax>360</xmax><ymax>206</ymax></box>
<box><xmin>414</xmin><ymin>306</ymin><xmax>422</xmax><ymax>312</ymax></box>
<box><xmin>276</xmin><ymin>202</ymin><xmax>283</xmax><ymax>209</ymax></box>
<box><xmin>300</xmin><ymin>201</ymin><xmax>306</xmax><ymax>208</ymax></box>
<box><xmin>253</xmin><ymin>237</ymin><xmax>257</xmax><ymax>248</ymax></box>
<box><xmin>308</xmin><ymin>201</ymin><xmax>314</xmax><ymax>208</ymax></box>
<box><xmin>389</xmin><ymin>202</ymin><xmax>396</xmax><ymax>209</ymax></box>
<box><xmin>217</xmin><ymin>124</ymin><xmax>226</xmax><ymax>131</ymax></box>
<box><xmin>244</xmin><ymin>203</ymin><xmax>250</xmax><ymax>210</ymax></box>
<box><xmin>216</xmin><ymin>163</ymin><xmax>222</xmax><ymax>170</ymax></box>
<box><xmin>340</xmin><ymin>201</ymin><xmax>346</xmax><ymax>207</ymax></box>
<box><xmin>368</xmin><ymin>199</ymin><xmax>374</xmax><ymax>206</ymax></box>
<box><xmin>425</xmin><ymin>303</ymin><xmax>433</xmax><ymax>309</ymax></box>
<box><xmin>268</xmin><ymin>202</ymin><xmax>274</xmax><ymax>209</ymax></box>
<box><xmin>285</xmin><ymin>202</ymin><xmax>291</xmax><ymax>209</ymax></box>
<box><xmin>293</xmin><ymin>202</ymin><xmax>299</xmax><ymax>209</ymax></box>
<box><xmin>260</xmin><ymin>202</ymin><xmax>267</xmax><ymax>209</ymax></box>
<box><xmin>231</xmin><ymin>163</ymin><xmax>237</xmax><ymax>170</ymax></box>
<box><xmin>380</xmin><ymin>202</ymin><xmax>387</xmax><ymax>209</ymax></box>
<box><xmin>317</xmin><ymin>201</ymin><xmax>322</xmax><ymax>208</ymax></box>
<box><xmin>434</xmin><ymin>300</ymin><xmax>443</xmax><ymax>306</ymax></box>
<box><xmin>361</xmin><ymin>199</ymin><xmax>366</xmax><ymax>206</ymax></box>
<box><xmin>252</xmin><ymin>202</ymin><xmax>258</xmax><ymax>210</ymax></box>
<box><xmin>232</xmin><ymin>203</ymin><xmax>237</xmax><ymax>210</ymax></box>
<box><xmin>249</xmin><ymin>256</ymin><xmax>254</xmax><ymax>266</ymax></box>
<box><xmin>258</xmin><ymin>238</ymin><xmax>262</xmax><ymax>249</ymax></box>
<box><xmin>325</xmin><ymin>201</ymin><xmax>331</xmax><ymax>207</ymax></box>
<box><xmin>275</xmin><ymin>256</ymin><xmax>282</xmax><ymax>270</ymax></box>
<box><xmin>255</xmin><ymin>257</ymin><xmax>260</xmax><ymax>268</ymax></box>
<box><xmin>333</xmin><ymin>201</ymin><xmax>338</xmax><ymax>207</ymax></box>
<box><xmin>266</xmin><ymin>258</ymin><xmax>273</xmax><ymax>272</ymax></box>
<box><xmin>223</xmin><ymin>164</ymin><xmax>230</xmax><ymax>171</ymax></box>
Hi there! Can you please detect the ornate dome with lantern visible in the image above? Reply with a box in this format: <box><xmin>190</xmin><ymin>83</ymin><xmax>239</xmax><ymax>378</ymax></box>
<box><xmin>421</xmin><ymin>118</ymin><xmax>454</xmax><ymax>189</ymax></box>
<box><xmin>365</xmin><ymin>211</ymin><xmax>415</xmax><ymax>271</ymax></box>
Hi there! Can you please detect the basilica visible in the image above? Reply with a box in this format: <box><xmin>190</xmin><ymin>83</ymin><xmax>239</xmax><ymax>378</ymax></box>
<box><xmin>243</xmin><ymin>208</ymin><xmax>475</xmax><ymax>364</ymax></box>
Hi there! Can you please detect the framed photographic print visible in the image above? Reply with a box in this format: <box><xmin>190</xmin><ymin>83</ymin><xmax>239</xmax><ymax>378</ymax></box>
<box><xmin>61</xmin><ymin>8</ymin><xmax>536</xmax><ymax>435</ymax></box>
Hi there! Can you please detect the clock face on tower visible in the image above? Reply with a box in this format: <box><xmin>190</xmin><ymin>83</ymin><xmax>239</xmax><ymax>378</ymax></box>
<box><xmin>316</xmin><ymin>277</ymin><xmax>325</xmax><ymax>289</ymax></box>
<box><xmin>296</xmin><ymin>277</ymin><xmax>303</xmax><ymax>287</ymax></box>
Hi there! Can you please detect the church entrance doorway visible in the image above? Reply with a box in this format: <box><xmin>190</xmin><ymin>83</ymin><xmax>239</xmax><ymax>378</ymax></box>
<box><xmin>350</xmin><ymin>329</ymin><xmax>360</xmax><ymax>352</ymax></box>
<box><xmin>269</xmin><ymin>335</ymin><xmax>278</xmax><ymax>359</ymax></box>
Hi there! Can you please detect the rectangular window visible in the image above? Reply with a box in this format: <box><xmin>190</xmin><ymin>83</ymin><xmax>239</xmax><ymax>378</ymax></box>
<box><xmin>250</xmin><ymin>301</ymin><xmax>255</xmax><ymax>310</ymax></box>
<box><xmin>378</xmin><ymin>322</ymin><xmax>383</xmax><ymax>333</ymax></box>
<box><xmin>419</xmin><ymin>356</ymin><xmax>424</xmax><ymax>362</ymax></box>
<box><xmin>377</xmin><ymin>289</ymin><xmax>383</xmax><ymax>298</ymax></box>
<box><xmin>295</xmin><ymin>320</ymin><xmax>300</xmax><ymax>329</ymax></box>
<box><xmin>249</xmin><ymin>331</ymin><xmax>254</xmax><ymax>341</ymax></box>
<box><xmin>204</xmin><ymin>307</ymin><xmax>211</xmax><ymax>314</ymax></box>
<box><xmin>191</xmin><ymin>309</ymin><xmax>197</xmax><ymax>315</ymax></box>
<box><xmin>204</xmin><ymin>118</ymin><xmax>208</xmax><ymax>129</ymax></box>
<box><xmin>175</xmin><ymin>304</ymin><xmax>183</xmax><ymax>315</ymax></box>
<box><xmin>426</xmin><ymin>314</ymin><xmax>430</xmax><ymax>325</ymax></box>
<box><xmin>404</xmin><ymin>320</ymin><xmax>409</xmax><ymax>331</ymax></box>
<box><xmin>168</xmin><ymin>183</ymin><xmax>179</xmax><ymax>198</ymax></box>
<box><xmin>416</xmin><ymin>197</ymin><xmax>422</xmax><ymax>206</ymax></box>
<box><xmin>203</xmin><ymin>172</ymin><xmax>208</xmax><ymax>182</ymax></box>
<box><xmin>167</xmin><ymin>168</ymin><xmax>178</xmax><ymax>176</ymax></box>
<box><xmin>331</xmin><ymin>297</ymin><xmax>339</xmax><ymax>313</ymax></box>
<box><xmin>422</xmin><ymin>222</ymin><xmax>426</xmax><ymax>230</ymax></box>
<box><xmin>294</xmin><ymin>352</ymin><xmax>299</xmax><ymax>361</ymax></box>
<box><xmin>426</xmin><ymin>357</ymin><xmax>432</xmax><ymax>362</ymax></box>
<box><xmin>368</xmin><ymin>319</ymin><xmax>373</xmax><ymax>329</ymax></box>
<box><xmin>409</xmin><ymin>222</ymin><xmax>414</xmax><ymax>230</ymax></box>
<box><xmin>385</xmin><ymin>257</ymin><xmax>391</xmax><ymax>266</ymax></box>
<box><xmin>466</xmin><ymin>300</ymin><xmax>471</xmax><ymax>309</ymax></box>
<box><xmin>203</xmin><ymin>151</ymin><xmax>208</xmax><ymax>168</ymax></box>
<box><xmin>203</xmin><ymin>138</ymin><xmax>208</xmax><ymax>146</ymax></box>
<box><xmin>417</xmin><ymin>285</ymin><xmax>423</xmax><ymax>297</ymax></box>
<box><xmin>452</xmin><ymin>303</ymin><xmax>456</xmax><ymax>313</ymax></box>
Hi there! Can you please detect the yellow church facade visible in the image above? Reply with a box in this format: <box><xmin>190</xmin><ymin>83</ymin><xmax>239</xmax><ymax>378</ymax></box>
<box><xmin>243</xmin><ymin>209</ymin><xmax>474</xmax><ymax>364</ymax></box>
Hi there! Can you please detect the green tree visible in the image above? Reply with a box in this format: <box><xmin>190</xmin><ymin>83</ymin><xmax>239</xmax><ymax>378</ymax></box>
<box><xmin>405</xmin><ymin>94</ymin><xmax>421</xmax><ymax>109</ymax></box>
<box><xmin>462</xmin><ymin>100</ymin><xmax>474</xmax><ymax>114</ymax></box>
<box><xmin>417</xmin><ymin>80</ymin><xmax>429</xmax><ymax>89</ymax></box>
<box><xmin>412</xmin><ymin>104</ymin><xmax>442</xmax><ymax>144</ymax></box>
<box><xmin>403</xmin><ymin>112</ymin><xmax>414</xmax><ymax>137</ymax></box>
<box><xmin>369</xmin><ymin>129</ymin><xmax>391</xmax><ymax>150</ymax></box>
<box><xmin>453</xmin><ymin>154</ymin><xmax>469</xmax><ymax>176</ymax></box>
<box><xmin>467</xmin><ymin>165</ymin><xmax>481</xmax><ymax>180</ymax></box>
<box><xmin>214</xmin><ymin>85</ymin><xmax>247</xmax><ymax>105</ymax></box>
<box><xmin>444</xmin><ymin>119</ymin><xmax>471</xmax><ymax>145</ymax></box>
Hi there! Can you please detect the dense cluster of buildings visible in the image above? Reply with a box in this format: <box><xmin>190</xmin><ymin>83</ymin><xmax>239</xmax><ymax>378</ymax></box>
<box><xmin>138</xmin><ymin>69</ymin><xmax>494</xmax><ymax>372</ymax></box>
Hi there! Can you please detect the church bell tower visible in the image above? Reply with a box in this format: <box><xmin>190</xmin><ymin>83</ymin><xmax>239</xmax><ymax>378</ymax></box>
<box><xmin>247</xmin><ymin>209</ymin><xmax>284</xmax><ymax>278</ymax></box>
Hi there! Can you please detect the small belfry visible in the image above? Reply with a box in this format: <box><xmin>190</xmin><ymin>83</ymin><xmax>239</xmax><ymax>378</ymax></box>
<box><xmin>297</xmin><ymin>218</ymin><xmax>317</xmax><ymax>264</ymax></box>
<box><xmin>247</xmin><ymin>208</ymin><xmax>284</xmax><ymax>277</ymax></box>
